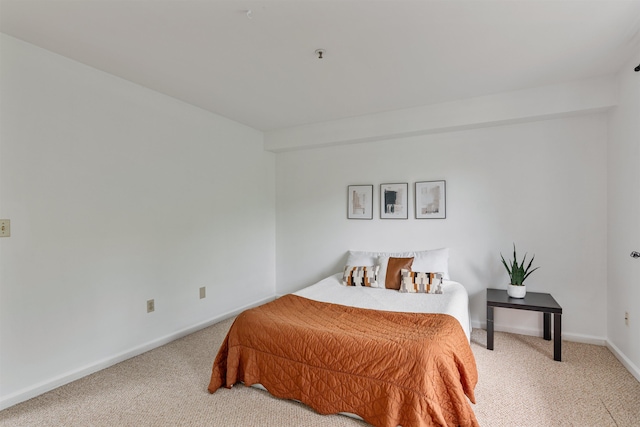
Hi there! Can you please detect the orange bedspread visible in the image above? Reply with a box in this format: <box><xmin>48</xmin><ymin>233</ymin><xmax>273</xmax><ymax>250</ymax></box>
<box><xmin>208</xmin><ymin>294</ymin><xmax>478</xmax><ymax>427</ymax></box>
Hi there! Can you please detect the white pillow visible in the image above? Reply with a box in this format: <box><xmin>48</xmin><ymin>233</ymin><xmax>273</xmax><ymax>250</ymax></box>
<box><xmin>377</xmin><ymin>255</ymin><xmax>391</xmax><ymax>288</ymax></box>
<box><xmin>346</xmin><ymin>248</ymin><xmax>450</xmax><ymax>280</ymax></box>
<box><xmin>412</xmin><ymin>248</ymin><xmax>449</xmax><ymax>279</ymax></box>
<box><xmin>345</xmin><ymin>251</ymin><xmax>378</xmax><ymax>267</ymax></box>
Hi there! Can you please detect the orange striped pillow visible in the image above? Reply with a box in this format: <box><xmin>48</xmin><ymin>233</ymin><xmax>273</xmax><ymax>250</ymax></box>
<box><xmin>399</xmin><ymin>269</ymin><xmax>443</xmax><ymax>294</ymax></box>
<box><xmin>342</xmin><ymin>265</ymin><xmax>380</xmax><ymax>287</ymax></box>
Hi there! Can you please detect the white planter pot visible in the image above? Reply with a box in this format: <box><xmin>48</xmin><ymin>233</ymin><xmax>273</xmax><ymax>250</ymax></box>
<box><xmin>507</xmin><ymin>284</ymin><xmax>526</xmax><ymax>298</ymax></box>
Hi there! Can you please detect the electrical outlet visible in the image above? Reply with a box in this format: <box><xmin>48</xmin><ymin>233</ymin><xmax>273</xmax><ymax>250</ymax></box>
<box><xmin>0</xmin><ymin>219</ymin><xmax>10</xmax><ymax>237</ymax></box>
<box><xmin>625</xmin><ymin>311</ymin><xmax>629</xmax><ymax>326</ymax></box>
<box><xmin>147</xmin><ymin>299</ymin><xmax>155</xmax><ymax>313</ymax></box>
<box><xmin>199</xmin><ymin>286</ymin><xmax>206</xmax><ymax>299</ymax></box>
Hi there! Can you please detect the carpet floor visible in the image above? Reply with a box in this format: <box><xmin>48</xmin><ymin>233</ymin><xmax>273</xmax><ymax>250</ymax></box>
<box><xmin>1</xmin><ymin>317</ymin><xmax>639</xmax><ymax>426</ymax></box>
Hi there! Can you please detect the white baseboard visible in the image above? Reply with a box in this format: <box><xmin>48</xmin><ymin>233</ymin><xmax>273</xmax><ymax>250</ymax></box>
<box><xmin>471</xmin><ymin>321</ymin><xmax>606</xmax><ymax>345</ymax></box>
<box><xmin>0</xmin><ymin>295</ymin><xmax>275</xmax><ymax>411</ymax></box>
<box><xmin>606</xmin><ymin>340</ymin><xmax>640</xmax><ymax>383</ymax></box>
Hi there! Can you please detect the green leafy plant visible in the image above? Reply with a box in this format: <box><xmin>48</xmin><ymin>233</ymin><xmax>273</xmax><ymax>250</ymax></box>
<box><xmin>500</xmin><ymin>244</ymin><xmax>539</xmax><ymax>286</ymax></box>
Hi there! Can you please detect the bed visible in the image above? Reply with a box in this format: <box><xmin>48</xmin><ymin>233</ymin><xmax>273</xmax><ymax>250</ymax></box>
<box><xmin>208</xmin><ymin>249</ymin><xmax>478</xmax><ymax>427</ymax></box>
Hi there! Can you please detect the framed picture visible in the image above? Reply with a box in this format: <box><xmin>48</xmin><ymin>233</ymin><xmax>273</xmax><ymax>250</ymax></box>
<box><xmin>347</xmin><ymin>185</ymin><xmax>373</xmax><ymax>219</ymax></box>
<box><xmin>415</xmin><ymin>180</ymin><xmax>446</xmax><ymax>219</ymax></box>
<box><xmin>380</xmin><ymin>183</ymin><xmax>408</xmax><ymax>219</ymax></box>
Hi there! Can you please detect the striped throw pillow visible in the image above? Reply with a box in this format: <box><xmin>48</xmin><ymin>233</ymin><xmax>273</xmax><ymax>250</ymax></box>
<box><xmin>342</xmin><ymin>265</ymin><xmax>380</xmax><ymax>287</ymax></box>
<box><xmin>399</xmin><ymin>269</ymin><xmax>443</xmax><ymax>294</ymax></box>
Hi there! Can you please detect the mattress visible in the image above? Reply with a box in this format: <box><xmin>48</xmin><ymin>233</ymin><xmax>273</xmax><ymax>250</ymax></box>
<box><xmin>294</xmin><ymin>273</ymin><xmax>472</xmax><ymax>340</ymax></box>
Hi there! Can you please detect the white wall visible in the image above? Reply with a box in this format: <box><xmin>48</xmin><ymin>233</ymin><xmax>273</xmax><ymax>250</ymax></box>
<box><xmin>265</xmin><ymin>76</ymin><xmax>616</xmax><ymax>152</ymax></box>
<box><xmin>276</xmin><ymin>114</ymin><xmax>608</xmax><ymax>342</ymax></box>
<box><xmin>0</xmin><ymin>34</ymin><xmax>276</xmax><ymax>408</ymax></box>
<box><xmin>607</xmin><ymin>56</ymin><xmax>640</xmax><ymax>379</ymax></box>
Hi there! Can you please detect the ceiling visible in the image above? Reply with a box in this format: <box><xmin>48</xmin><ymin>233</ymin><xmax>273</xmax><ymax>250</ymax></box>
<box><xmin>1</xmin><ymin>0</ymin><xmax>640</xmax><ymax>131</ymax></box>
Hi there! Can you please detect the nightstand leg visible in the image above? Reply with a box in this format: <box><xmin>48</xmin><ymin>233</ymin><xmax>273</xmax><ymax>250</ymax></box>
<box><xmin>554</xmin><ymin>313</ymin><xmax>562</xmax><ymax>361</ymax></box>
<box><xmin>487</xmin><ymin>305</ymin><xmax>494</xmax><ymax>350</ymax></box>
<box><xmin>543</xmin><ymin>312</ymin><xmax>551</xmax><ymax>340</ymax></box>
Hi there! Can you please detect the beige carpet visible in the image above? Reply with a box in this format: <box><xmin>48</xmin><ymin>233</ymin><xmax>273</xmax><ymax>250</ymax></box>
<box><xmin>2</xmin><ymin>317</ymin><xmax>639</xmax><ymax>427</ymax></box>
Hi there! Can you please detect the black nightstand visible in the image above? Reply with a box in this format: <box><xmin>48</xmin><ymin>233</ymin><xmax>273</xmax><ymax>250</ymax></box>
<box><xmin>486</xmin><ymin>288</ymin><xmax>563</xmax><ymax>361</ymax></box>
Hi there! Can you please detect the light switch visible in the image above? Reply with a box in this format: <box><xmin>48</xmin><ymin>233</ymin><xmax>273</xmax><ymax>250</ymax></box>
<box><xmin>0</xmin><ymin>219</ymin><xmax>10</xmax><ymax>237</ymax></box>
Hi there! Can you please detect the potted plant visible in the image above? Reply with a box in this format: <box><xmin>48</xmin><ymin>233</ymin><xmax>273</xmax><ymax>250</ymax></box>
<box><xmin>500</xmin><ymin>244</ymin><xmax>539</xmax><ymax>298</ymax></box>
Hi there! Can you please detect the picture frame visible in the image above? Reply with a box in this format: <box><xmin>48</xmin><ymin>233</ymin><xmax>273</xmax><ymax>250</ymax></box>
<box><xmin>415</xmin><ymin>180</ymin><xmax>446</xmax><ymax>219</ymax></box>
<box><xmin>380</xmin><ymin>183</ymin><xmax>408</xmax><ymax>219</ymax></box>
<box><xmin>347</xmin><ymin>185</ymin><xmax>373</xmax><ymax>219</ymax></box>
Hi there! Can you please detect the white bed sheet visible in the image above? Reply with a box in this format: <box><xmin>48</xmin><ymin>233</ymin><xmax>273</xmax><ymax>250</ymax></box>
<box><xmin>294</xmin><ymin>273</ymin><xmax>472</xmax><ymax>341</ymax></box>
